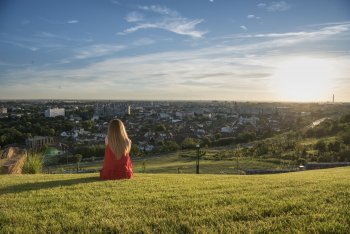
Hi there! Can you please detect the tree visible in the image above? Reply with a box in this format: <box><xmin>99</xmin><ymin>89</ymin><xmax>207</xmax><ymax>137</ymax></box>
<box><xmin>328</xmin><ymin>141</ymin><xmax>341</xmax><ymax>153</ymax></box>
<box><xmin>75</xmin><ymin>154</ymin><xmax>83</xmax><ymax>172</ymax></box>
<box><xmin>341</xmin><ymin>131</ymin><xmax>350</xmax><ymax>145</ymax></box>
<box><xmin>130</xmin><ymin>144</ymin><xmax>141</xmax><ymax>157</ymax></box>
<box><xmin>237</xmin><ymin>132</ymin><xmax>256</xmax><ymax>143</ymax></box>
<box><xmin>214</xmin><ymin>133</ymin><xmax>221</xmax><ymax>140</ymax></box>
<box><xmin>181</xmin><ymin>137</ymin><xmax>198</xmax><ymax>149</ymax></box>
<box><xmin>162</xmin><ymin>141</ymin><xmax>180</xmax><ymax>152</ymax></box>
<box><xmin>301</xmin><ymin>148</ymin><xmax>307</xmax><ymax>158</ymax></box>
<box><xmin>155</xmin><ymin>124</ymin><xmax>166</xmax><ymax>132</ymax></box>
<box><xmin>41</xmin><ymin>144</ymin><xmax>49</xmax><ymax>154</ymax></box>
<box><xmin>315</xmin><ymin>140</ymin><xmax>327</xmax><ymax>153</ymax></box>
<box><xmin>255</xmin><ymin>142</ymin><xmax>269</xmax><ymax>156</ymax></box>
<box><xmin>338</xmin><ymin>150</ymin><xmax>350</xmax><ymax>162</ymax></box>
<box><xmin>234</xmin><ymin>145</ymin><xmax>242</xmax><ymax>170</ymax></box>
<box><xmin>297</xmin><ymin>158</ymin><xmax>307</xmax><ymax>165</ymax></box>
<box><xmin>201</xmin><ymin>137</ymin><xmax>211</xmax><ymax>147</ymax></box>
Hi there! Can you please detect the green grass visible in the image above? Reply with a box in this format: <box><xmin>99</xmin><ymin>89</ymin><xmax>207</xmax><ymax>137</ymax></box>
<box><xmin>55</xmin><ymin>151</ymin><xmax>292</xmax><ymax>174</ymax></box>
<box><xmin>132</xmin><ymin>153</ymin><xmax>290</xmax><ymax>174</ymax></box>
<box><xmin>300</xmin><ymin>136</ymin><xmax>338</xmax><ymax>146</ymax></box>
<box><xmin>1</xmin><ymin>167</ymin><xmax>350</xmax><ymax>233</ymax></box>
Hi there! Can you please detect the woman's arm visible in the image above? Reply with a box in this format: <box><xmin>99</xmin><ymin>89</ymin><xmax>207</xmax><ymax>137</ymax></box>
<box><xmin>105</xmin><ymin>136</ymin><xmax>108</xmax><ymax>146</ymax></box>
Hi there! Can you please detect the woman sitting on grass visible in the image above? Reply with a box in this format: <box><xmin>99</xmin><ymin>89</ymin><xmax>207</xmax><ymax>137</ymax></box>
<box><xmin>100</xmin><ymin>119</ymin><xmax>133</xmax><ymax>180</ymax></box>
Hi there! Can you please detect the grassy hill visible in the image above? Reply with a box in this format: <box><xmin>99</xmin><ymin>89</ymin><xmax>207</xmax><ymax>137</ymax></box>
<box><xmin>1</xmin><ymin>168</ymin><xmax>350</xmax><ymax>233</ymax></box>
<box><xmin>53</xmin><ymin>148</ymin><xmax>298</xmax><ymax>175</ymax></box>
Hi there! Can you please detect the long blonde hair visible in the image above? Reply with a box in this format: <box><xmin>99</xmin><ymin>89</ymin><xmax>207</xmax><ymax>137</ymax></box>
<box><xmin>107</xmin><ymin>119</ymin><xmax>131</xmax><ymax>158</ymax></box>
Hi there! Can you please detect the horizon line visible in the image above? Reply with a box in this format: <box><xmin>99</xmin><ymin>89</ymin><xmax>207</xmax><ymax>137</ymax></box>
<box><xmin>0</xmin><ymin>98</ymin><xmax>348</xmax><ymax>104</ymax></box>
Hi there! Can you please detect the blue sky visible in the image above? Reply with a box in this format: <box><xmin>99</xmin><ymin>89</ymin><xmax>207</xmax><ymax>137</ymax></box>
<box><xmin>0</xmin><ymin>0</ymin><xmax>349</xmax><ymax>101</ymax></box>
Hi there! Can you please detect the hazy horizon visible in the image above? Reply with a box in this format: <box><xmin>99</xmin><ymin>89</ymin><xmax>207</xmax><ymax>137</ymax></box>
<box><xmin>1</xmin><ymin>0</ymin><xmax>350</xmax><ymax>101</ymax></box>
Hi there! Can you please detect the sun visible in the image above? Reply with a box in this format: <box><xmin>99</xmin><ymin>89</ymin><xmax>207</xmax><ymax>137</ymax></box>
<box><xmin>273</xmin><ymin>57</ymin><xmax>336</xmax><ymax>102</ymax></box>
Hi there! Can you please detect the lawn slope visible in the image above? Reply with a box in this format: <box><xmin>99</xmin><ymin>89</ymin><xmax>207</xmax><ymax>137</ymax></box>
<box><xmin>1</xmin><ymin>167</ymin><xmax>350</xmax><ymax>233</ymax></box>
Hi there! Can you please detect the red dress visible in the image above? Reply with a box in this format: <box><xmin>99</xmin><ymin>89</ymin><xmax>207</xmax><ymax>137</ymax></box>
<box><xmin>100</xmin><ymin>144</ymin><xmax>133</xmax><ymax>180</ymax></box>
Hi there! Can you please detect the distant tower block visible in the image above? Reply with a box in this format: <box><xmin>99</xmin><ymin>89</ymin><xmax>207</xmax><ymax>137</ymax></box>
<box><xmin>127</xmin><ymin>105</ymin><xmax>131</xmax><ymax>115</ymax></box>
<box><xmin>333</xmin><ymin>94</ymin><xmax>334</xmax><ymax>103</ymax></box>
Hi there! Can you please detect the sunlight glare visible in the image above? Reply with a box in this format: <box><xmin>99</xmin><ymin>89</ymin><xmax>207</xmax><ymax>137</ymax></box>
<box><xmin>273</xmin><ymin>57</ymin><xmax>335</xmax><ymax>102</ymax></box>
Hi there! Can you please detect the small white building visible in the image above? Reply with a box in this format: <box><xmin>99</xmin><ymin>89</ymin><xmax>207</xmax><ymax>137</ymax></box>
<box><xmin>0</xmin><ymin>107</ymin><xmax>7</xmax><ymax>114</ymax></box>
<box><xmin>239</xmin><ymin>116</ymin><xmax>259</xmax><ymax>126</ymax></box>
<box><xmin>175</xmin><ymin>111</ymin><xmax>184</xmax><ymax>118</ymax></box>
<box><xmin>91</xmin><ymin>115</ymin><xmax>99</xmax><ymax>121</ymax></box>
<box><xmin>45</xmin><ymin>108</ymin><xmax>65</xmax><ymax>117</ymax></box>
<box><xmin>203</xmin><ymin>113</ymin><xmax>212</xmax><ymax>119</ymax></box>
<box><xmin>159</xmin><ymin>113</ymin><xmax>170</xmax><ymax>119</ymax></box>
<box><xmin>221</xmin><ymin>126</ymin><xmax>234</xmax><ymax>133</ymax></box>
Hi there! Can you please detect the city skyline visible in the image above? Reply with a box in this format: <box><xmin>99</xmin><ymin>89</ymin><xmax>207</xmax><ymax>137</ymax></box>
<box><xmin>0</xmin><ymin>0</ymin><xmax>350</xmax><ymax>102</ymax></box>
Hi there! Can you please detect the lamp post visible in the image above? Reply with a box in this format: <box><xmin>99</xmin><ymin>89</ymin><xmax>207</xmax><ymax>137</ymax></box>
<box><xmin>196</xmin><ymin>144</ymin><xmax>200</xmax><ymax>174</ymax></box>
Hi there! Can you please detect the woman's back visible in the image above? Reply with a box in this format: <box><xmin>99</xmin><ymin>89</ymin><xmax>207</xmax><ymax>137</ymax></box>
<box><xmin>100</xmin><ymin>119</ymin><xmax>133</xmax><ymax>180</ymax></box>
<box><xmin>100</xmin><ymin>144</ymin><xmax>133</xmax><ymax>180</ymax></box>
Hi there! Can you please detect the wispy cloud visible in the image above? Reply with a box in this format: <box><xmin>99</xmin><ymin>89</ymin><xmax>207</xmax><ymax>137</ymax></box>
<box><xmin>247</xmin><ymin>15</ymin><xmax>261</xmax><ymax>20</ymax></box>
<box><xmin>67</xmin><ymin>20</ymin><xmax>79</xmax><ymax>24</ymax></box>
<box><xmin>258</xmin><ymin>1</ymin><xmax>291</xmax><ymax>12</ymax></box>
<box><xmin>0</xmin><ymin>39</ymin><xmax>39</xmax><ymax>51</ymax></box>
<box><xmin>240</xmin><ymin>25</ymin><xmax>248</xmax><ymax>31</ymax></box>
<box><xmin>138</xmin><ymin>5</ymin><xmax>178</xmax><ymax>17</ymax></box>
<box><xmin>74</xmin><ymin>44</ymin><xmax>126</xmax><ymax>59</ymax></box>
<box><xmin>2</xmin><ymin>22</ymin><xmax>349</xmax><ymax>100</ymax></box>
<box><xmin>120</xmin><ymin>5</ymin><xmax>207</xmax><ymax>38</ymax></box>
<box><xmin>238</xmin><ymin>24</ymin><xmax>349</xmax><ymax>39</ymax></box>
<box><xmin>125</xmin><ymin>12</ymin><xmax>144</xmax><ymax>22</ymax></box>
<box><xmin>36</xmin><ymin>31</ymin><xmax>73</xmax><ymax>41</ymax></box>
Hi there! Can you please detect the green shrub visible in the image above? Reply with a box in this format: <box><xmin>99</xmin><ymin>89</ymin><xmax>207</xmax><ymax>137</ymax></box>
<box><xmin>23</xmin><ymin>154</ymin><xmax>43</xmax><ymax>174</ymax></box>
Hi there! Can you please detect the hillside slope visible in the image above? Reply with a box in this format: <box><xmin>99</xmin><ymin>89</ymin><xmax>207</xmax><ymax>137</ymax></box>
<box><xmin>1</xmin><ymin>168</ymin><xmax>350</xmax><ymax>233</ymax></box>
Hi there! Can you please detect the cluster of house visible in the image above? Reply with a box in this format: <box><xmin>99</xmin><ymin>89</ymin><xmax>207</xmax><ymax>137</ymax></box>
<box><xmin>89</xmin><ymin>102</ymin><xmax>296</xmax><ymax>152</ymax></box>
<box><xmin>17</xmin><ymin>101</ymin><xmax>305</xmax><ymax>153</ymax></box>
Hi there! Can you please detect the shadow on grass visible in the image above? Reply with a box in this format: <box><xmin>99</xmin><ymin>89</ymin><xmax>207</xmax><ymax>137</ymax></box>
<box><xmin>0</xmin><ymin>176</ymin><xmax>100</xmax><ymax>195</ymax></box>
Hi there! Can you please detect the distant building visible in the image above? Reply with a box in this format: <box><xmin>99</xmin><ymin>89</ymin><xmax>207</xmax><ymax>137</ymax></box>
<box><xmin>221</xmin><ymin>126</ymin><xmax>234</xmax><ymax>133</ymax></box>
<box><xmin>175</xmin><ymin>111</ymin><xmax>184</xmax><ymax>118</ymax></box>
<box><xmin>203</xmin><ymin>113</ymin><xmax>212</xmax><ymax>119</ymax></box>
<box><xmin>91</xmin><ymin>115</ymin><xmax>99</xmax><ymax>121</ymax></box>
<box><xmin>239</xmin><ymin>116</ymin><xmax>259</xmax><ymax>126</ymax></box>
<box><xmin>0</xmin><ymin>107</ymin><xmax>7</xmax><ymax>114</ymax></box>
<box><xmin>159</xmin><ymin>113</ymin><xmax>170</xmax><ymax>119</ymax></box>
<box><xmin>127</xmin><ymin>105</ymin><xmax>131</xmax><ymax>115</ymax></box>
<box><xmin>26</xmin><ymin>136</ymin><xmax>54</xmax><ymax>149</ymax></box>
<box><xmin>45</xmin><ymin>108</ymin><xmax>65</xmax><ymax>117</ymax></box>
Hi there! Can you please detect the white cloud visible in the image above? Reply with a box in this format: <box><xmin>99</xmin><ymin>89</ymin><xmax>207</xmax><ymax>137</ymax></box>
<box><xmin>125</xmin><ymin>12</ymin><xmax>144</xmax><ymax>22</ymax></box>
<box><xmin>2</xmin><ymin>22</ymin><xmax>349</xmax><ymax>100</ymax></box>
<box><xmin>74</xmin><ymin>44</ymin><xmax>126</xmax><ymax>59</ymax></box>
<box><xmin>67</xmin><ymin>20</ymin><xmax>79</xmax><ymax>24</ymax></box>
<box><xmin>138</xmin><ymin>5</ymin><xmax>178</xmax><ymax>17</ymax></box>
<box><xmin>120</xmin><ymin>5</ymin><xmax>207</xmax><ymax>38</ymax></box>
<box><xmin>238</xmin><ymin>24</ymin><xmax>349</xmax><ymax>39</ymax></box>
<box><xmin>247</xmin><ymin>14</ymin><xmax>261</xmax><ymax>19</ymax></box>
<box><xmin>240</xmin><ymin>25</ymin><xmax>248</xmax><ymax>31</ymax></box>
<box><xmin>258</xmin><ymin>1</ymin><xmax>291</xmax><ymax>12</ymax></box>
